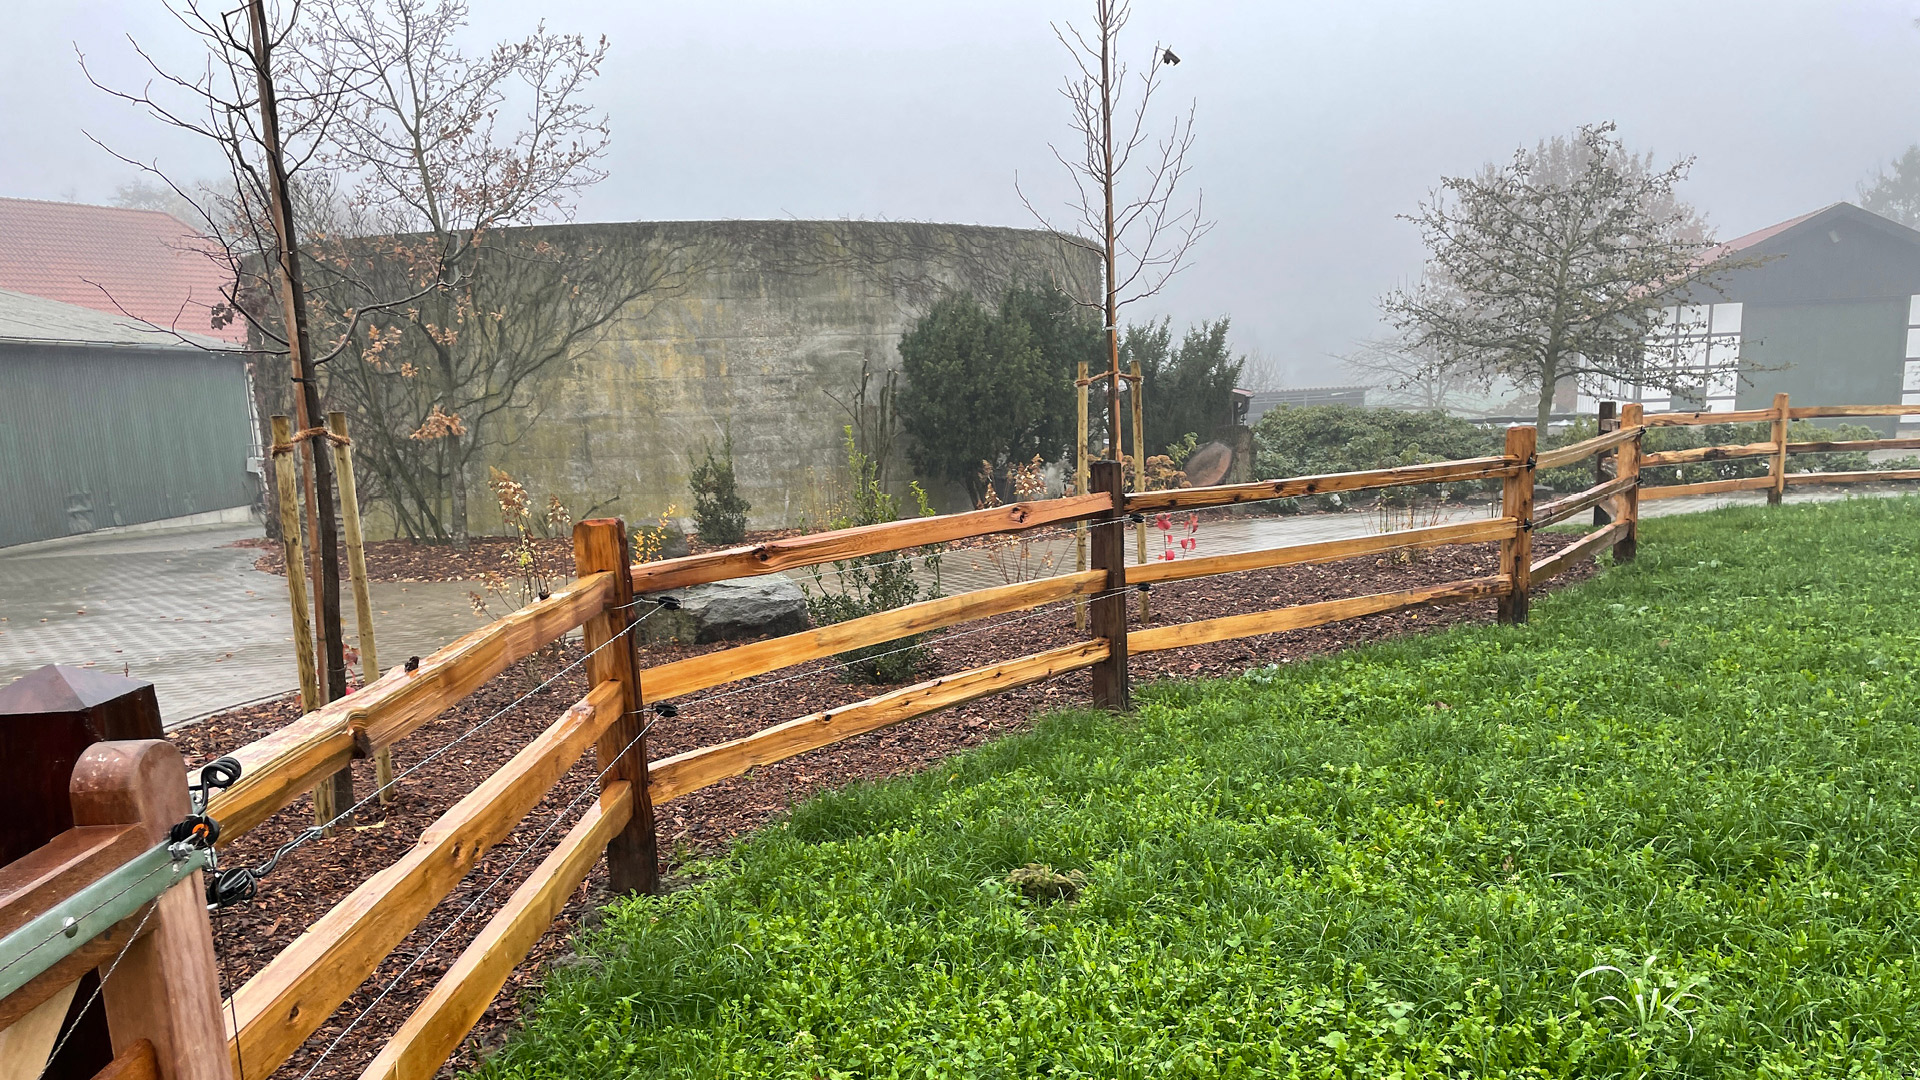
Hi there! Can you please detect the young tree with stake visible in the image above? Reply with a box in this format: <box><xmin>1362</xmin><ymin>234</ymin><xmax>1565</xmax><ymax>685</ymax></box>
<box><xmin>1020</xmin><ymin>0</ymin><xmax>1210</xmax><ymax>466</ymax></box>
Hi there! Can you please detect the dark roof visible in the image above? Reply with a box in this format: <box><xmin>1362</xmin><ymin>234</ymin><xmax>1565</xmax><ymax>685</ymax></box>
<box><xmin>1705</xmin><ymin>202</ymin><xmax>1920</xmax><ymax>263</ymax></box>
<box><xmin>0</xmin><ymin>196</ymin><xmax>243</xmax><ymax>343</ymax></box>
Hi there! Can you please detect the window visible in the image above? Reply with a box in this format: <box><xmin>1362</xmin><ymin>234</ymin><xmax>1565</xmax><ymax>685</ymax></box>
<box><xmin>1905</xmin><ymin>295</ymin><xmax>1920</xmax><ymax>424</ymax></box>
<box><xmin>1573</xmin><ymin>302</ymin><xmax>1744</xmax><ymax>414</ymax></box>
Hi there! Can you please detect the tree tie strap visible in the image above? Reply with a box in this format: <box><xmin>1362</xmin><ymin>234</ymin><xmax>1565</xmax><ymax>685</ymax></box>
<box><xmin>271</xmin><ymin>426</ymin><xmax>353</xmax><ymax>454</ymax></box>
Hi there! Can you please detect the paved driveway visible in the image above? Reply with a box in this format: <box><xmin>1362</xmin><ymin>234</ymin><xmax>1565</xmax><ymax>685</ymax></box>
<box><xmin>0</xmin><ymin>523</ymin><xmax>483</xmax><ymax>725</ymax></box>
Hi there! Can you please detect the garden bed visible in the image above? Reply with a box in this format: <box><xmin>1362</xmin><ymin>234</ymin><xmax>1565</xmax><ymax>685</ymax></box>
<box><xmin>175</xmin><ymin>531</ymin><xmax>1595</xmax><ymax>1078</ymax></box>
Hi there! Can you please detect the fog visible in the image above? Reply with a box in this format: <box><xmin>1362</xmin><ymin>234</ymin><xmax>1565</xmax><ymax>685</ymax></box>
<box><xmin>5</xmin><ymin>0</ymin><xmax>1918</xmax><ymax>383</ymax></box>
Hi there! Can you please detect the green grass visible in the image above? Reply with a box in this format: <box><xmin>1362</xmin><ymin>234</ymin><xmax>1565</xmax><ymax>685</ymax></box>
<box><xmin>480</xmin><ymin>497</ymin><xmax>1920</xmax><ymax>1078</ymax></box>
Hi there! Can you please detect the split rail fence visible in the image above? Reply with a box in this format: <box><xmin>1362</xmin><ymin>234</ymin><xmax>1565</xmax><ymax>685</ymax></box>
<box><xmin>5</xmin><ymin>393</ymin><xmax>1918</xmax><ymax>1080</ymax></box>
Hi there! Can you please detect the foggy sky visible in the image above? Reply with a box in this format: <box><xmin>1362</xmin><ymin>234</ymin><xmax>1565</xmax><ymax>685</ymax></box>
<box><xmin>6</xmin><ymin>0</ymin><xmax>1919</xmax><ymax>384</ymax></box>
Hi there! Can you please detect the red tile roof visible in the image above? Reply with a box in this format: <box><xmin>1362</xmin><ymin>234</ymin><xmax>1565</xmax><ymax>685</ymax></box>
<box><xmin>0</xmin><ymin>196</ymin><xmax>244</xmax><ymax>343</ymax></box>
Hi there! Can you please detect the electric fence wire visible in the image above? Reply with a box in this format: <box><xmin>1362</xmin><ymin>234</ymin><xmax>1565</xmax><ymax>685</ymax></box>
<box><xmin>651</xmin><ymin>580</ymin><xmax>1144</xmax><ymax>716</ymax></box>
<box><xmin>208</xmin><ymin>600</ymin><xmax>673</xmax><ymax>904</ymax></box>
<box><xmin>287</xmin><ymin>711</ymin><xmax>667</xmax><ymax>1080</ymax></box>
<box><xmin>249</xmin><ymin>577</ymin><xmax>1164</xmax><ymax>1078</ymax></box>
<box><xmin>32</xmin><ymin>893</ymin><xmax>161</xmax><ymax>1080</ymax></box>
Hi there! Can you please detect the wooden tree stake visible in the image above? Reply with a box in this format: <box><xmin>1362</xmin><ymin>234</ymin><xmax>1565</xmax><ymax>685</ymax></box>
<box><xmin>1769</xmin><ymin>391</ymin><xmax>1790</xmax><ymax>506</ymax></box>
<box><xmin>571</xmin><ymin>519</ymin><xmax>659</xmax><ymax>895</ymax></box>
<box><xmin>270</xmin><ymin>418</ymin><xmax>320</xmax><ymax>716</ymax></box>
<box><xmin>1088</xmin><ymin>460</ymin><xmax>1129</xmax><ymax>710</ymax></box>
<box><xmin>1616</xmin><ymin>404</ymin><xmax>1642</xmax><ymax>563</ymax></box>
<box><xmin>328</xmin><ymin>412</ymin><xmax>394</xmax><ymax>803</ymax></box>
<box><xmin>272</xmin><ymin>417</ymin><xmax>350</xmax><ymax>833</ymax></box>
<box><xmin>1496</xmin><ymin>425</ymin><xmax>1536</xmax><ymax>625</ymax></box>
<box><xmin>1129</xmin><ymin>361</ymin><xmax>1149</xmax><ymax>620</ymax></box>
<box><xmin>70</xmin><ymin>741</ymin><xmax>234</xmax><ymax>1080</ymax></box>
<box><xmin>1074</xmin><ymin>361</ymin><xmax>1091</xmax><ymax>632</ymax></box>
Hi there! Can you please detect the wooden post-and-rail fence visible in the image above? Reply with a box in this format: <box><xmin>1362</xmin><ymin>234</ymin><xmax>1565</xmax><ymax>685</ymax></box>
<box><xmin>7</xmin><ymin>390</ymin><xmax>1920</xmax><ymax>1080</ymax></box>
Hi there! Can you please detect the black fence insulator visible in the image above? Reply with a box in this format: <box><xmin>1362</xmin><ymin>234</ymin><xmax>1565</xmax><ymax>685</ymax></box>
<box><xmin>405</xmin><ymin>655</ymin><xmax>421</xmax><ymax>672</ymax></box>
<box><xmin>653</xmin><ymin>701</ymin><xmax>680</xmax><ymax>718</ymax></box>
<box><xmin>207</xmin><ymin>866</ymin><xmax>258</xmax><ymax>909</ymax></box>
<box><xmin>189</xmin><ymin>756</ymin><xmax>242</xmax><ymax>812</ymax></box>
<box><xmin>655</xmin><ymin>595</ymin><xmax>682</xmax><ymax>611</ymax></box>
<box><xmin>1137</xmin><ymin>582</ymin><xmax>1153</xmax><ymax>593</ymax></box>
<box><xmin>169</xmin><ymin>814</ymin><xmax>221</xmax><ymax>849</ymax></box>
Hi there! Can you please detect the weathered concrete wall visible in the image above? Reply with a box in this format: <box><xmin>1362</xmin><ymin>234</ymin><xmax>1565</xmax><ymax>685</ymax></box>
<box><xmin>452</xmin><ymin>220</ymin><xmax>1098</xmax><ymax>536</ymax></box>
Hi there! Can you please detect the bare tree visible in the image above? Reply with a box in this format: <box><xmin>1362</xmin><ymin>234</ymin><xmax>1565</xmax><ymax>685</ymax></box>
<box><xmin>289</xmin><ymin>0</ymin><xmax>627</xmax><ymax>545</ymax></box>
<box><xmin>1341</xmin><ymin>335</ymin><xmax>1484</xmax><ymax>412</ymax></box>
<box><xmin>79</xmin><ymin>0</ymin><xmax>435</xmax><ymax>706</ymax></box>
<box><xmin>1381</xmin><ymin>122</ymin><xmax>1743</xmax><ymax>431</ymax></box>
<box><xmin>1019</xmin><ymin>0</ymin><xmax>1209</xmax><ymax>458</ymax></box>
<box><xmin>317</xmin><ymin>226</ymin><xmax>699</xmax><ymax>541</ymax></box>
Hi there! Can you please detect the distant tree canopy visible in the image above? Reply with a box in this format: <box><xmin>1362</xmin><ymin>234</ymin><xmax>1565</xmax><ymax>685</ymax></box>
<box><xmin>1382</xmin><ymin>122</ymin><xmax>1731</xmax><ymax>431</ymax></box>
<box><xmin>1120</xmin><ymin>317</ymin><xmax>1246</xmax><ymax>454</ymax></box>
<box><xmin>1859</xmin><ymin>146</ymin><xmax>1920</xmax><ymax>229</ymax></box>
<box><xmin>897</xmin><ymin>282</ymin><xmax>1099</xmax><ymax>504</ymax></box>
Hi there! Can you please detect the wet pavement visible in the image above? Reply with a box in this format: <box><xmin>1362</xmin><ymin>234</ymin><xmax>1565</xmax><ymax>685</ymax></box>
<box><xmin>0</xmin><ymin>485</ymin><xmax>1908</xmax><ymax>725</ymax></box>
<box><xmin>0</xmin><ymin>523</ymin><xmax>484</xmax><ymax>725</ymax></box>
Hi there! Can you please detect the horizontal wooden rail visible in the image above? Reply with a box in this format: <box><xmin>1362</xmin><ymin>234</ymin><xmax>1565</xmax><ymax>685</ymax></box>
<box><xmin>1644</xmin><ymin>407</ymin><xmax>1778</xmax><ymax>426</ymax></box>
<box><xmin>1640</xmin><ymin>475</ymin><xmax>1774</xmax><ymax>501</ymax></box>
<box><xmin>93</xmin><ymin>1038</ymin><xmax>160</xmax><ymax>1080</ymax></box>
<box><xmin>1788</xmin><ymin>403</ymin><xmax>1915</xmax><ymax>419</ymax></box>
<box><xmin>647</xmin><ymin>640</ymin><xmax>1108</xmax><ymax>805</ymax></box>
<box><xmin>1125</xmin><ymin>456</ymin><xmax>1519</xmax><ymax>513</ymax></box>
<box><xmin>1641</xmin><ymin>440</ymin><xmax>1777</xmax><ymax>467</ymax></box>
<box><xmin>357</xmin><ymin>782</ymin><xmax>635</xmax><ymax>1080</ymax></box>
<box><xmin>630</xmin><ymin>494</ymin><xmax>1110</xmax><ymax>594</ymax></box>
<box><xmin>1127</xmin><ymin>575</ymin><xmax>1509</xmax><ymax>654</ymax></box>
<box><xmin>1129</xmin><ymin>518</ymin><xmax>1518</xmax><ymax>588</ymax></box>
<box><xmin>1786</xmin><ymin>438</ymin><xmax>1920</xmax><ymax>454</ymax></box>
<box><xmin>643</xmin><ymin>570</ymin><xmax>1106</xmax><ymax>703</ymax></box>
<box><xmin>1535</xmin><ymin>426</ymin><xmax>1641</xmax><ymax>469</ymax></box>
<box><xmin>225</xmin><ymin>681</ymin><xmax>625</xmax><ymax>1078</ymax></box>
<box><xmin>1785</xmin><ymin>469</ymin><xmax>1920</xmax><ymax>486</ymax></box>
<box><xmin>1530</xmin><ymin>521</ymin><xmax>1631</xmax><ymax>584</ymax></box>
<box><xmin>1532</xmin><ymin>476</ymin><xmax>1636</xmax><ymax>530</ymax></box>
<box><xmin>0</xmin><ymin>824</ymin><xmax>152</xmax><ymax>1029</ymax></box>
<box><xmin>204</xmin><ymin>572</ymin><xmax>615</xmax><ymax>844</ymax></box>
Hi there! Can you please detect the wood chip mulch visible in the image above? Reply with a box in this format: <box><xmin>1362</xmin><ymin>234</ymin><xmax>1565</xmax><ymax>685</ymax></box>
<box><xmin>173</xmin><ymin>533</ymin><xmax>1594</xmax><ymax>1079</ymax></box>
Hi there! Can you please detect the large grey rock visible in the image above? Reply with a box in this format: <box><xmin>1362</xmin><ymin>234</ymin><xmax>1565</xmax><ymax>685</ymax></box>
<box><xmin>639</xmin><ymin>576</ymin><xmax>810</xmax><ymax>644</ymax></box>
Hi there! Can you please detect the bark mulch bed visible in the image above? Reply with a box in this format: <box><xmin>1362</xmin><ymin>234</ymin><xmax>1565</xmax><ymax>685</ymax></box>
<box><xmin>175</xmin><ymin>533</ymin><xmax>1595</xmax><ymax>1079</ymax></box>
<box><xmin>237</xmin><ymin>528</ymin><xmax>810</xmax><ymax>584</ymax></box>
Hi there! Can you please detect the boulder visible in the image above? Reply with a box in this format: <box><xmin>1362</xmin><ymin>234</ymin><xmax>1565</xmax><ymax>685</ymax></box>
<box><xmin>638</xmin><ymin>576</ymin><xmax>810</xmax><ymax>644</ymax></box>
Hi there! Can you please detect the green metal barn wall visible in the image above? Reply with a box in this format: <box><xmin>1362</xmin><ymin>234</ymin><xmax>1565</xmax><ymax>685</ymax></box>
<box><xmin>1738</xmin><ymin>298</ymin><xmax>1908</xmax><ymax>434</ymax></box>
<box><xmin>0</xmin><ymin>345</ymin><xmax>258</xmax><ymax>547</ymax></box>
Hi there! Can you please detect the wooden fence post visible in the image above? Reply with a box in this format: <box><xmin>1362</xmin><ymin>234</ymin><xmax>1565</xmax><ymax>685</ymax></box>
<box><xmin>1074</xmin><ymin>362</ymin><xmax>1091</xmax><ymax>632</ymax></box>
<box><xmin>1594</xmin><ymin>401</ymin><xmax>1617</xmax><ymax>527</ymax></box>
<box><xmin>327</xmin><ymin>412</ymin><xmax>394</xmax><ymax>803</ymax></box>
<box><xmin>1616</xmin><ymin>403</ymin><xmax>1643</xmax><ymax>563</ymax></box>
<box><xmin>70</xmin><ymin>741</ymin><xmax>234</xmax><ymax>1080</ymax></box>
<box><xmin>1769</xmin><ymin>391</ymin><xmax>1790</xmax><ymax>506</ymax></box>
<box><xmin>271</xmin><ymin>418</ymin><xmax>349</xmax><ymax>833</ymax></box>
<box><xmin>1088</xmin><ymin>460</ymin><xmax>1130</xmax><ymax>710</ymax></box>
<box><xmin>0</xmin><ymin>667</ymin><xmax>164</xmax><ymax>1080</ymax></box>
<box><xmin>1497</xmin><ymin>425</ymin><xmax>1536</xmax><ymax>625</ymax></box>
<box><xmin>572</xmin><ymin>519</ymin><xmax>659</xmax><ymax>895</ymax></box>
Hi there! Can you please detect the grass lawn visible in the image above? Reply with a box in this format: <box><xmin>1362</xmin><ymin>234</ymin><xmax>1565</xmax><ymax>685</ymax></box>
<box><xmin>481</xmin><ymin>497</ymin><xmax>1920</xmax><ymax>1078</ymax></box>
